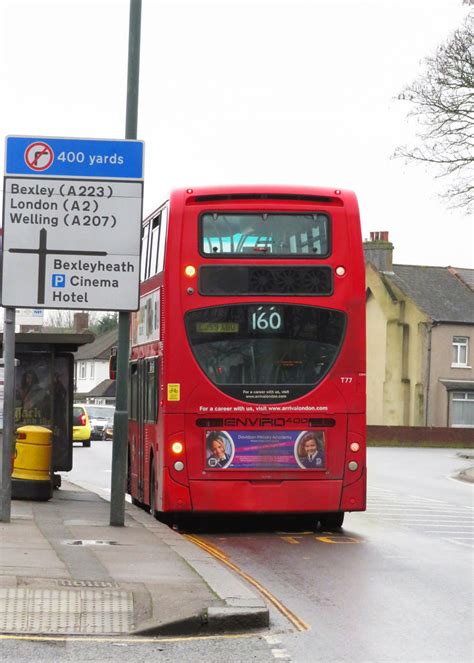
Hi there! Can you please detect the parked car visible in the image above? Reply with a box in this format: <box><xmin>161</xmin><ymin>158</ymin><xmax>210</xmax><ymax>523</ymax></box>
<box><xmin>82</xmin><ymin>404</ymin><xmax>115</xmax><ymax>441</ymax></box>
<box><xmin>73</xmin><ymin>405</ymin><xmax>91</xmax><ymax>447</ymax></box>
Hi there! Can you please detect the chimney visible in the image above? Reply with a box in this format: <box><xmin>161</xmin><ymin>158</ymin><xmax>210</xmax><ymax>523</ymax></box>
<box><xmin>74</xmin><ymin>312</ymin><xmax>89</xmax><ymax>332</ymax></box>
<box><xmin>363</xmin><ymin>231</ymin><xmax>394</xmax><ymax>272</ymax></box>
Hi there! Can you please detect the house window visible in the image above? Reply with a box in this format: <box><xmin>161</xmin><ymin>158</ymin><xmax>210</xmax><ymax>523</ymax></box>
<box><xmin>452</xmin><ymin>337</ymin><xmax>469</xmax><ymax>367</ymax></box>
<box><xmin>79</xmin><ymin>361</ymin><xmax>87</xmax><ymax>380</ymax></box>
<box><xmin>450</xmin><ymin>391</ymin><xmax>474</xmax><ymax>427</ymax></box>
<box><xmin>89</xmin><ymin>363</ymin><xmax>95</xmax><ymax>379</ymax></box>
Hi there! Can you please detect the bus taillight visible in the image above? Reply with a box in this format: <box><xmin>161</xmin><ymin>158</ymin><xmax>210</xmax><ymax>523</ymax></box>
<box><xmin>350</xmin><ymin>442</ymin><xmax>360</xmax><ymax>452</ymax></box>
<box><xmin>184</xmin><ymin>265</ymin><xmax>196</xmax><ymax>278</ymax></box>
<box><xmin>170</xmin><ymin>441</ymin><xmax>186</xmax><ymax>473</ymax></box>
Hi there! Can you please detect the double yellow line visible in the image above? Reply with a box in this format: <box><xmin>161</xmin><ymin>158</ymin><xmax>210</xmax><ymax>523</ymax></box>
<box><xmin>185</xmin><ymin>534</ymin><xmax>310</xmax><ymax>632</ymax></box>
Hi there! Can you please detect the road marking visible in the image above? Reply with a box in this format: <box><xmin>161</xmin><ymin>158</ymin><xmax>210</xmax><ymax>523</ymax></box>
<box><xmin>425</xmin><ymin>530</ymin><xmax>474</xmax><ymax>534</ymax></box>
<box><xmin>368</xmin><ymin>487</ymin><xmax>473</xmax><ymax>546</ymax></box>
<box><xmin>276</xmin><ymin>531</ymin><xmax>313</xmax><ymax>535</ymax></box>
<box><xmin>279</xmin><ymin>536</ymin><xmax>301</xmax><ymax>544</ymax></box>
<box><xmin>264</xmin><ymin>635</ymin><xmax>283</xmax><ymax>645</ymax></box>
<box><xmin>185</xmin><ymin>535</ymin><xmax>310</xmax><ymax>632</ymax></box>
<box><xmin>445</xmin><ymin>538</ymin><xmax>474</xmax><ymax>548</ymax></box>
<box><xmin>316</xmin><ymin>534</ymin><xmax>360</xmax><ymax>544</ymax></box>
<box><xmin>406</xmin><ymin>495</ymin><xmax>448</xmax><ymax>503</ymax></box>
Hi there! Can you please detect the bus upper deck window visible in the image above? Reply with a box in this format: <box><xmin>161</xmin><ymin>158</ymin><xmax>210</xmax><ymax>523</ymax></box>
<box><xmin>200</xmin><ymin>213</ymin><xmax>330</xmax><ymax>257</ymax></box>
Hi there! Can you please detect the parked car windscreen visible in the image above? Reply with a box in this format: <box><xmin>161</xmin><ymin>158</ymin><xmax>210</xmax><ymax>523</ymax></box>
<box><xmin>85</xmin><ymin>406</ymin><xmax>115</xmax><ymax>420</ymax></box>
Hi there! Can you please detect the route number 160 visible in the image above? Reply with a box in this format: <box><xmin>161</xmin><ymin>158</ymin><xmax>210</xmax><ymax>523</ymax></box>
<box><xmin>251</xmin><ymin>306</ymin><xmax>283</xmax><ymax>332</ymax></box>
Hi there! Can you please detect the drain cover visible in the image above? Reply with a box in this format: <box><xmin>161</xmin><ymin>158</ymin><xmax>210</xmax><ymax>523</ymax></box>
<box><xmin>63</xmin><ymin>540</ymin><xmax>119</xmax><ymax>546</ymax></box>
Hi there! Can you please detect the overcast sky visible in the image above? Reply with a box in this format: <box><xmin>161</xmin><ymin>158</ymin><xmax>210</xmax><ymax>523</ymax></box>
<box><xmin>1</xmin><ymin>0</ymin><xmax>472</xmax><ymax>268</ymax></box>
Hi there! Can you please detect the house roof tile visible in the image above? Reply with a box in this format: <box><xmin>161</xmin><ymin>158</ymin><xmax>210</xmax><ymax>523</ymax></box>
<box><xmin>86</xmin><ymin>379</ymin><xmax>116</xmax><ymax>398</ymax></box>
<box><xmin>450</xmin><ymin>266</ymin><xmax>474</xmax><ymax>291</ymax></box>
<box><xmin>74</xmin><ymin>328</ymin><xmax>118</xmax><ymax>360</ymax></box>
<box><xmin>388</xmin><ymin>264</ymin><xmax>474</xmax><ymax>323</ymax></box>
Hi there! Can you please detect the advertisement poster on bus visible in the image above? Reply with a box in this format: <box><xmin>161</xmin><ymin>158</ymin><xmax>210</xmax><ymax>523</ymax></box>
<box><xmin>205</xmin><ymin>430</ymin><xmax>325</xmax><ymax>470</ymax></box>
<box><xmin>131</xmin><ymin>288</ymin><xmax>160</xmax><ymax>345</ymax></box>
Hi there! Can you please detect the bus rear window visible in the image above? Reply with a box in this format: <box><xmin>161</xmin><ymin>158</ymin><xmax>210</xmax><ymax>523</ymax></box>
<box><xmin>200</xmin><ymin>213</ymin><xmax>330</xmax><ymax>257</ymax></box>
<box><xmin>185</xmin><ymin>304</ymin><xmax>345</xmax><ymax>403</ymax></box>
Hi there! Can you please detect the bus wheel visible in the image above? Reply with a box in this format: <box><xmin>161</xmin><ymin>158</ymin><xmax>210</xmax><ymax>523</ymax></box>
<box><xmin>319</xmin><ymin>512</ymin><xmax>344</xmax><ymax>530</ymax></box>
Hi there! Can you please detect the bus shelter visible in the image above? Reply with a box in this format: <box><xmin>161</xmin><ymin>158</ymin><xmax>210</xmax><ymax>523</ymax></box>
<box><xmin>0</xmin><ymin>332</ymin><xmax>94</xmax><ymax>484</ymax></box>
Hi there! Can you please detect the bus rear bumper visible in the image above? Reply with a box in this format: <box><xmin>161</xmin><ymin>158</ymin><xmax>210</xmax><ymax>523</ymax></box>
<box><xmin>185</xmin><ymin>478</ymin><xmax>363</xmax><ymax>513</ymax></box>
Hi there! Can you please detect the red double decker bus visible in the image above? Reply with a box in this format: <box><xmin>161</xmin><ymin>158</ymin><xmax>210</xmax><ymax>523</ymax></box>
<box><xmin>128</xmin><ymin>185</ymin><xmax>366</xmax><ymax>528</ymax></box>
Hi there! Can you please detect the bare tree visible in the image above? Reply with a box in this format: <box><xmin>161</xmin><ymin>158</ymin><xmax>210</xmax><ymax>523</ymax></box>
<box><xmin>45</xmin><ymin>309</ymin><xmax>75</xmax><ymax>330</ymax></box>
<box><xmin>394</xmin><ymin>13</ymin><xmax>473</xmax><ymax>212</ymax></box>
<box><xmin>44</xmin><ymin>310</ymin><xmax>101</xmax><ymax>330</ymax></box>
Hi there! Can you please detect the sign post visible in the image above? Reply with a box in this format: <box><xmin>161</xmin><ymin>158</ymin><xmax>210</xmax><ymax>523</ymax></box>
<box><xmin>110</xmin><ymin>0</ymin><xmax>142</xmax><ymax>527</ymax></box>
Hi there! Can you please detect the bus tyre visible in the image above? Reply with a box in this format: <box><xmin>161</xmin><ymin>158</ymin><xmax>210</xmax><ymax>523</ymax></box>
<box><xmin>82</xmin><ymin>438</ymin><xmax>91</xmax><ymax>448</ymax></box>
<box><xmin>319</xmin><ymin>512</ymin><xmax>344</xmax><ymax>530</ymax></box>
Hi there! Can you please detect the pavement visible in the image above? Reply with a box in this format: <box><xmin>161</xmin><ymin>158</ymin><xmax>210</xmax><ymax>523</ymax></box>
<box><xmin>0</xmin><ymin>479</ymin><xmax>269</xmax><ymax>637</ymax></box>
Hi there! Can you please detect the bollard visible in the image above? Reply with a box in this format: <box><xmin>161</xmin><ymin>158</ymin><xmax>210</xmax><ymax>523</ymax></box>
<box><xmin>11</xmin><ymin>426</ymin><xmax>53</xmax><ymax>501</ymax></box>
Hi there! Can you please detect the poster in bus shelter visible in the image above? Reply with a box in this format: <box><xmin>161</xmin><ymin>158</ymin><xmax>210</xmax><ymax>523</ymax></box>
<box><xmin>15</xmin><ymin>353</ymin><xmax>69</xmax><ymax>438</ymax></box>
<box><xmin>205</xmin><ymin>430</ymin><xmax>326</xmax><ymax>470</ymax></box>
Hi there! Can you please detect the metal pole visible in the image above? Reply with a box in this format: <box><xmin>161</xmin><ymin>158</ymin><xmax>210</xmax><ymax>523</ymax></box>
<box><xmin>110</xmin><ymin>0</ymin><xmax>142</xmax><ymax>526</ymax></box>
<box><xmin>0</xmin><ymin>307</ymin><xmax>17</xmax><ymax>522</ymax></box>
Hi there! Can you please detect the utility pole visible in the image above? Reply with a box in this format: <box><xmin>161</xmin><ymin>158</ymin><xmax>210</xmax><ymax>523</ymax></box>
<box><xmin>110</xmin><ymin>0</ymin><xmax>142</xmax><ymax>526</ymax></box>
<box><xmin>0</xmin><ymin>308</ymin><xmax>17</xmax><ymax>522</ymax></box>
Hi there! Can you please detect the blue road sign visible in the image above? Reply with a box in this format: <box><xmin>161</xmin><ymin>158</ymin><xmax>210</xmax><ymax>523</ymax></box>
<box><xmin>5</xmin><ymin>136</ymin><xmax>144</xmax><ymax>179</ymax></box>
<box><xmin>52</xmin><ymin>274</ymin><xmax>66</xmax><ymax>288</ymax></box>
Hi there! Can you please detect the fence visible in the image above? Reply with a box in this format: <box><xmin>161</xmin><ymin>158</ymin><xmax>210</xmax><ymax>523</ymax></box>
<box><xmin>367</xmin><ymin>425</ymin><xmax>474</xmax><ymax>448</ymax></box>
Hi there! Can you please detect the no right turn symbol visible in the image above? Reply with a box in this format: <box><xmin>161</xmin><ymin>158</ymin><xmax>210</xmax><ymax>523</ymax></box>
<box><xmin>24</xmin><ymin>141</ymin><xmax>54</xmax><ymax>171</ymax></box>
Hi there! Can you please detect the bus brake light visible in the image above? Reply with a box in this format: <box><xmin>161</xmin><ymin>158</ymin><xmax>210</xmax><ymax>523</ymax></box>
<box><xmin>171</xmin><ymin>442</ymin><xmax>184</xmax><ymax>454</ymax></box>
<box><xmin>335</xmin><ymin>266</ymin><xmax>346</xmax><ymax>277</ymax></box>
<box><xmin>350</xmin><ymin>442</ymin><xmax>360</xmax><ymax>452</ymax></box>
